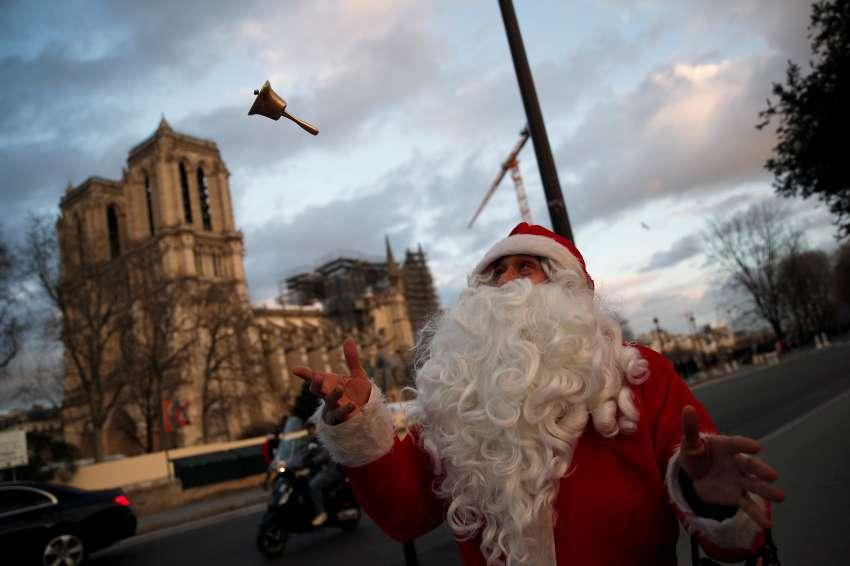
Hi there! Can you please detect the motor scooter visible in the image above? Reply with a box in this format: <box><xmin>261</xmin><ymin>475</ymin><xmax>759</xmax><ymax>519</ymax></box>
<box><xmin>255</xmin><ymin>418</ymin><xmax>361</xmax><ymax>559</ymax></box>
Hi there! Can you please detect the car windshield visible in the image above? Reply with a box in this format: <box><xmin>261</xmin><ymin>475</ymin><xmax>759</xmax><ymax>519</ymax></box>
<box><xmin>274</xmin><ymin>416</ymin><xmax>310</xmax><ymax>467</ymax></box>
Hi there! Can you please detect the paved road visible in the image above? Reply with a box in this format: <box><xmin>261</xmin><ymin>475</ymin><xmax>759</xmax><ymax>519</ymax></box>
<box><xmin>94</xmin><ymin>343</ymin><xmax>850</xmax><ymax>565</ymax></box>
<box><xmin>691</xmin><ymin>343</ymin><xmax>850</xmax><ymax>438</ymax></box>
<box><xmin>676</xmin><ymin>342</ymin><xmax>850</xmax><ymax>564</ymax></box>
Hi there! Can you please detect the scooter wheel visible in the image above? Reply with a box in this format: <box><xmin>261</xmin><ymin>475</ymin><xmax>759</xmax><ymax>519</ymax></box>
<box><xmin>256</xmin><ymin>523</ymin><xmax>288</xmax><ymax>558</ymax></box>
<box><xmin>340</xmin><ymin>508</ymin><xmax>361</xmax><ymax>532</ymax></box>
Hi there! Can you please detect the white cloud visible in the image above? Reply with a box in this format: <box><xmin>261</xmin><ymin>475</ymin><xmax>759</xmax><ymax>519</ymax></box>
<box><xmin>556</xmin><ymin>52</ymin><xmax>783</xmax><ymax>226</ymax></box>
<box><xmin>0</xmin><ymin>0</ymin><xmax>825</xmax><ymax>342</ymax></box>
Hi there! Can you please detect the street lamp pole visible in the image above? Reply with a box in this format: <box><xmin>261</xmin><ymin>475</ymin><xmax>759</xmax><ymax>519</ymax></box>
<box><xmin>498</xmin><ymin>0</ymin><xmax>574</xmax><ymax>241</ymax></box>
<box><xmin>687</xmin><ymin>313</ymin><xmax>704</xmax><ymax>369</ymax></box>
<box><xmin>653</xmin><ymin>317</ymin><xmax>666</xmax><ymax>352</ymax></box>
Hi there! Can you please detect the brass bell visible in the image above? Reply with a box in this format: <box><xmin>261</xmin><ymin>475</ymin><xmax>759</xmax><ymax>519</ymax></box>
<box><xmin>248</xmin><ymin>80</ymin><xmax>319</xmax><ymax>136</ymax></box>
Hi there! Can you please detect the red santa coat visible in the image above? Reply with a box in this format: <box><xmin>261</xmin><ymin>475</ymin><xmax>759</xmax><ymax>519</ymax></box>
<box><xmin>317</xmin><ymin>346</ymin><xmax>766</xmax><ymax>565</ymax></box>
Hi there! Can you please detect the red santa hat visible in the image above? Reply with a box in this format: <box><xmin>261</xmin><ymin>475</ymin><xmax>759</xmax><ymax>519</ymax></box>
<box><xmin>472</xmin><ymin>222</ymin><xmax>594</xmax><ymax>289</ymax></box>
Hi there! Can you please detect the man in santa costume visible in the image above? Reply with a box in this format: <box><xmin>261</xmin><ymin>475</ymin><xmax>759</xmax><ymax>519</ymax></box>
<box><xmin>293</xmin><ymin>223</ymin><xmax>784</xmax><ymax>565</ymax></box>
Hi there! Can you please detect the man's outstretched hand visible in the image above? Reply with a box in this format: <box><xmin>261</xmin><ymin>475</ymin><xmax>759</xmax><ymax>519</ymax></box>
<box><xmin>292</xmin><ymin>338</ymin><xmax>372</xmax><ymax>425</ymax></box>
<box><xmin>679</xmin><ymin>406</ymin><xmax>785</xmax><ymax>528</ymax></box>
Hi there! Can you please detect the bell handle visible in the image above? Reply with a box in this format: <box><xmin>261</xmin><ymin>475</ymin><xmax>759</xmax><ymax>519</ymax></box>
<box><xmin>282</xmin><ymin>111</ymin><xmax>319</xmax><ymax>136</ymax></box>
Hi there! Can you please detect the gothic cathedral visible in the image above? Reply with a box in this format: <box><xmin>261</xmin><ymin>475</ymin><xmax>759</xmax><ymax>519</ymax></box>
<box><xmin>58</xmin><ymin>119</ymin><xmax>439</xmax><ymax>458</ymax></box>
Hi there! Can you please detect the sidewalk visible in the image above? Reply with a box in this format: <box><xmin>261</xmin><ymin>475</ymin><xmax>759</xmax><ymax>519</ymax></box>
<box><xmin>136</xmin><ymin>484</ymin><xmax>267</xmax><ymax>534</ymax></box>
<box><xmin>688</xmin><ymin>337</ymin><xmax>848</xmax><ymax>390</ymax></box>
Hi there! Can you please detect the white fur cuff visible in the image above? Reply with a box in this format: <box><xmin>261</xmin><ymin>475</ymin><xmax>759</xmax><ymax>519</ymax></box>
<box><xmin>666</xmin><ymin>443</ymin><xmax>763</xmax><ymax>551</ymax></box>
<box><xmin>313</xmin><ymin>383</ymin><xmax>395</xmax><ymax>467</ymax></box>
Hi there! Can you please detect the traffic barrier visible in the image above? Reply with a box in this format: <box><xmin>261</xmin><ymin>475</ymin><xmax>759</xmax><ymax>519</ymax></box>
<box><xmin>172</xmin><ymin>444</ymin><xmax>265</xmax><ymax>489</ymax></box>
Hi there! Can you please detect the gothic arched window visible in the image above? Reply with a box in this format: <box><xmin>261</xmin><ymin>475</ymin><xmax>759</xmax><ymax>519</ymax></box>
<box><xmin>196</xmin><ymin>167</ymin><xmax>212</xmax><ymax>230</ymax></box>
<box><xmin>144</xmin><ymin>173</ymin><xmax>155</xmax><ymax>236</ymax></box>
<box><xmin>179</xmin><ymin>162</ymin><xmax>193</xmax><ymax>224</ymax></box>
<box><xmin>106</xmin><ymin>204</ymin><xmax>121</xmax><ymax>259</ymax></box>
<box><xmin>74</xmin><ymin>214</ymin><xmax>85</xmax><ymax>267</ymax></box>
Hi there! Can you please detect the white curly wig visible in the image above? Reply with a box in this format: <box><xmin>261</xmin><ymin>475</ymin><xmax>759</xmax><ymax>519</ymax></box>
<box><xmin>408</xmin><ymin>258</ymin><xmax>649</xmax><ymax>565</ymax></box>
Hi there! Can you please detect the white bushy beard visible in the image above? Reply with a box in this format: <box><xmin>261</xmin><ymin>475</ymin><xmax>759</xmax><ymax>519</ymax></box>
<box><xmin>409</xmin><ymin>272</ymin><xmax>649</xmax><ymax>566</ymax></box>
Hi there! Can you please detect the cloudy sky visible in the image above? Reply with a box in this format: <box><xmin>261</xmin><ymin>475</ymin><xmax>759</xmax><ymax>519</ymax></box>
<box><xmin>0</xmin><ymin>0</ymin><xmax>837</xmax><ymax>338</ymax></box>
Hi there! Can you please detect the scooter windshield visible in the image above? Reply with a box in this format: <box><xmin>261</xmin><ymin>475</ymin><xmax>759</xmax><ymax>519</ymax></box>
<box><xmin>274</xmin><ymin>416</ymin><xmax>310</xmax><ymax>468</ymax></box>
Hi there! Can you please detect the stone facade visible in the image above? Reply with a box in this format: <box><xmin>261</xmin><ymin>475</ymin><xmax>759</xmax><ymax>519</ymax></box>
<box><xmin>59</xmin><ymin>118</ymin><xmax>276</xmax><ymax>457</ymax></box>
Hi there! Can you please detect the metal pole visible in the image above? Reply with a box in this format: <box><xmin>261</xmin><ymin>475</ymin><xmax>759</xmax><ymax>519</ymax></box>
<box><xmin>498</xmin><ymin>0</ymin><xmax>574</xmax><ymax>241</ymax></box>
<box><xmin>403</xmin><ymin>541</ymin><xmax>420</xmax><ymax>566</ymax></box>
<box><xmin>653</xmin><ymin>318</ymin><xmax>665</xmax><ymax>351</ymax></box>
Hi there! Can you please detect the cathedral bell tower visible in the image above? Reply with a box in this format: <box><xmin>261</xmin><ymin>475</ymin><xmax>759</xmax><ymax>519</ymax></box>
<box><xmin>120</xmin><ymin>117</ymin><xmax>246</xmax><ymax>290</ymax></box>
<box><xmin>57</xmin><ymin>119</ymin><xmax>266</xmax><ymax>456</ymax></box>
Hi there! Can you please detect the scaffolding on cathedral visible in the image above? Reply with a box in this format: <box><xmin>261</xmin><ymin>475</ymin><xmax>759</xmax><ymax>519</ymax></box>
<box><xmin>281</xmin><ymin>239</ymin><xmax>440</xmax><ymax>342</ymax></box>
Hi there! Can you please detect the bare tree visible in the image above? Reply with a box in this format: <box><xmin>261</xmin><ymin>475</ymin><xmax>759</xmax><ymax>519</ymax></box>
<box><xmin>24</xmin><ymin>214</ymin><xmax>133</xmax><ymax>462</ymax></box>
<box><xmin>703</xmin><ymin>201</ymin><xmax>800</xmax><ymax>340</ymax></box>
<box><xmin>195</xmin><ymin>281</ymin><xmax>265</xmax><ymax>443</ymax></box>
<box><xmin>0</xmin><ymin>235</ymin><xmax>23</xmax><ymax>374</ymax></box>
<box><xmin>778</xmin><ymin>247</ymin><xmax>834</xmax><ymax>342</ymax></box>
<box><xmin>834</xmin><ymin>242</ymin><xmax>850</xmax><ymax>306</ymax></box>
<box><xmin>121</xmin><ymin>256</ymin><xmax>196</xmax><ymax>452</ymax></box>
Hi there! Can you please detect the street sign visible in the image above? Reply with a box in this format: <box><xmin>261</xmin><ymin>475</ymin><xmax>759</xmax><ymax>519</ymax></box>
<box><xmin>0</xmin><ymin>429</ymin><xmax>28</xmax><ymax>470</ymax></box>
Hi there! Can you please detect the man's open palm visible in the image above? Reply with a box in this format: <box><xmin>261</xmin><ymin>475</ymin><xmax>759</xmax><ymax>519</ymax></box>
<box><xmin>679</xmin><ymin>406</ymin><xmax>785</xmax><ymax>528</ymax></box>
<box><xmin>292</xmin><ymin>338</ymin><xmax>372</xmax><ymax>425</ymax></box>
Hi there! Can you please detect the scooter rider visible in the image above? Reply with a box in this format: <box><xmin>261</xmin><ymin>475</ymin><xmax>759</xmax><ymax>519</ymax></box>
<box><xmin>262</xmin><ymin>416</ymin><xmax>288</xmax><ymax>490</ymax></box>
<box><xmin>304</xmin><ymin>422</ymin><xmax>346</xmax><ymax>527</ymax></box>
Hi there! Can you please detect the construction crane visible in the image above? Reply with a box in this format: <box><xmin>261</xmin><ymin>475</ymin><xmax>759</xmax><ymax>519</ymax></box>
<box><xmin>468</xmin><ymin>125</ymin><xmax>532</xmax><ymax>228</ymax></box>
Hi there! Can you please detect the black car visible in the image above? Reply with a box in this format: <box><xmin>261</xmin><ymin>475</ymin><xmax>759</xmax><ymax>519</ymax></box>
<box><xmin>0</xmin><ymin>481</ymin><xmax>137</xmax><ymax>566</ymax></box>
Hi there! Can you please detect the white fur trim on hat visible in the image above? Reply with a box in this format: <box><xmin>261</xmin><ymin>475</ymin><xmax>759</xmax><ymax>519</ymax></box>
<box><xmin>471</xmin><ymin>233</ymin><xmax>588</xmax><ymax>282</ymax></box>
<box><xmin>312</xmin><ymin>383</ymin><xmax>395</xmax><ymax>467</ymax></box>
<box><xmin>666</xmin><ymin>442</ymin><xmax>764</xmax><ymax>551</ymax></box>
